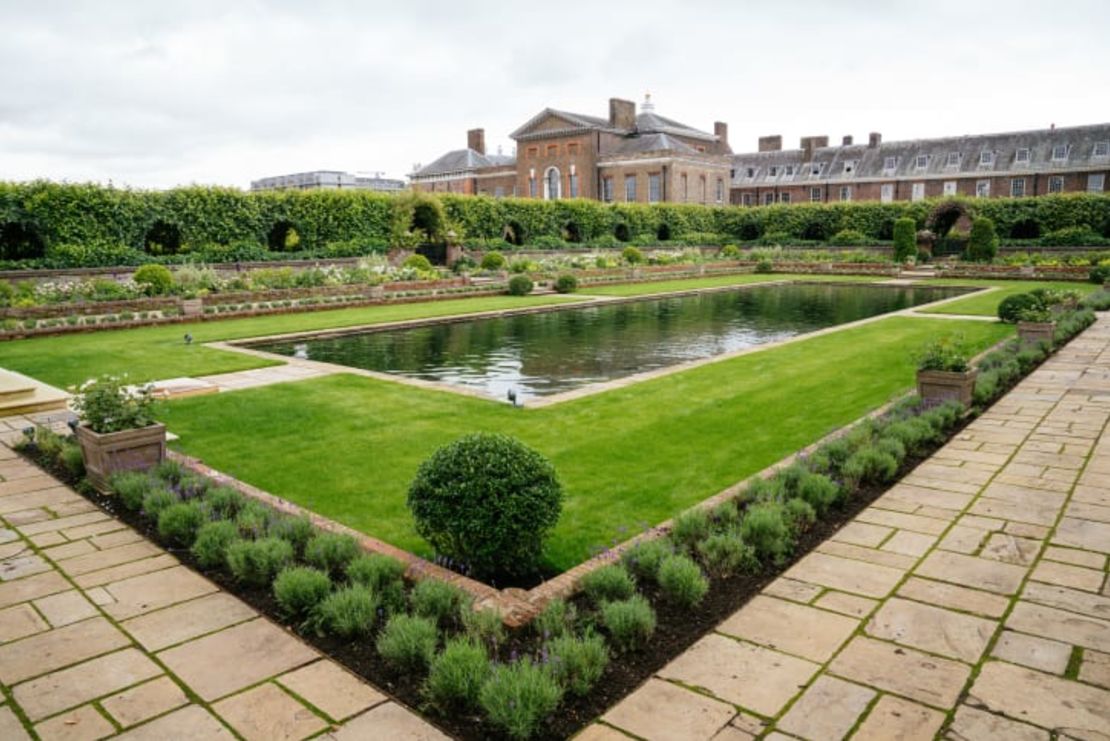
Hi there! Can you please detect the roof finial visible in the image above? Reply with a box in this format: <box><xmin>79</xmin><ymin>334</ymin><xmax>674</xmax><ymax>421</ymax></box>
<box><xmin>642</xmin><ymin>91</ymin><xmax>654</xmax><ymax>112</ymax></box>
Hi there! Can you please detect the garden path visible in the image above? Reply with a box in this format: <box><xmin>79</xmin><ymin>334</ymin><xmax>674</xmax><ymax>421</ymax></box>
<box><xmin>0</xmin><ymin>421</ymin><xmax>448</xmax><ymax>740</ymax></box>
<box><xmin>585</xmin><ymin>316</ymin><xmax>1110</xmax><ymax>740</ymax></box>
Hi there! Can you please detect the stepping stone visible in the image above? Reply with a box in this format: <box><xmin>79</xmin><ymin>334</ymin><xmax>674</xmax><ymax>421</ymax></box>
<box><xmin>828</xmin><ymin>636</ymin><xmax>969</xmax><ymax>708</ymax></box>
<box><xmin>866</xmin><ymin>597</ymin><xmax>996</xmax><ymax>663</ymax></box>
<box><xmin>967</xmin><ymin>661</ymin><xmax>1110</xmax><ymax>737</ymax></box>
<box><xmin>853</xmin><ymin>695</ymin><xmax>944</xmax><ymax>741</ymax></box>
<box><xmin>717</xmin><ymin>595</ymin><xmax>858</xmax><ymax>662</ymax></box>
<box><xmin>601</xmin><ymin>678</ymin><xmax>734</xmax><ymax>741</ymax></box>
<box><xmin>658</xmin><ymin>633</ymin><xmax>818</xmax><ymax>716</ymax></box>
<box><xmin>157</xmin><ymin>618</ymin><xmax>317</xmax><ymax>701</ymax></box>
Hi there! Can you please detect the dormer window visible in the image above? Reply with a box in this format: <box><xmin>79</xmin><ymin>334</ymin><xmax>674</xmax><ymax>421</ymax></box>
<box><xmin>784</xmin><ymin>165</ymin><xmax>795</xmax><ymax>177</ymax></box>
<box><xmin>946</xmin><ymin>152</ymin><xmax>961</xmax><ymax>167</ymax></box>
<box><xmin>843</xmin><ymin>161</ymin><xmax>855</xmax><ymax>174</ymax></box>
<box><xmin>768</xmin><ymin>166</ymin><xmax>779</xmax><ymax>177</ymax></box>
<box><xmin>915</xmin><ymin>154</ymin><xmax>929</xmax><ymax>169</ymax></box>
<box><xmin>883</xmin><ymin>156</ymin><xmax>897</xmax><ymax>171</ymax></box>
<box><xmin>979</xmin><ymin>151</ymin><xmax>994</xmax><ymax>166</ymax></box>
<box><xmin>1015</xmin><ymin>148</ymin><xmax>1030</xmax><ymax>164</ymax></box>
<box><xmin>1052</xmin><ymin>144</ymin><xmax>1069</xmax><ymax>161</ymax></box>
<box><xmin>745</xmin><ymin>167</ymin><xmax>756</xmax><ymax>178</ymax></box>
<box><xmin>1094</xmin><ymin>141</ymin><xmax>1110</xmax><ymax>158</ymax></box>
<box><xmin>811</xmin><ymin>163</ymin><xmax>823</xmax><ymax>176</ymax></box>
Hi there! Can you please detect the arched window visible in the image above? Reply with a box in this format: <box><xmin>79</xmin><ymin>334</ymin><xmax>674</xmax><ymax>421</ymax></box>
<box><xmin>544</xmin><ymin>167</ymin><xmax>561</xmax><ymax>200</ymax></box>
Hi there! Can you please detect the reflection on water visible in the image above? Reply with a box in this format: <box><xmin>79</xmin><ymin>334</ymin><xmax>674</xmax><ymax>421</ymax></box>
<box><xmin>248</xmin><ymin>284</ymin><xmax>968</xmax><ymax>401</ymax></box>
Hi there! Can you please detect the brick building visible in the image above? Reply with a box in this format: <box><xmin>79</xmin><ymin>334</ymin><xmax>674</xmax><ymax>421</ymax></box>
<box><xmin>411</xmin><ymin>95</ymin><xmax>732</xmax><ymax>204</ymax></box>
<box><xmin>730</xmin><ymin>123</ymin><xmax>1110</xmax><ymax>206</ymax></box>
<box><xmin>250</xmin><ymin>170</ymin><xmax>404</xmax><ymax>192</ymax></box>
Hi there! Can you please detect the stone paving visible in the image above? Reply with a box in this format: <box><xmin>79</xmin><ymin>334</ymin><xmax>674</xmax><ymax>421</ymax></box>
<box><xmin>0</xmin><ymin>440</ymin><xmax>448</xmax><ymax>739</ymax></box>
<box><xmin>588</xmin><ymin>317</ymin><xmax>1110</xmax><ymax>740</ymax></box>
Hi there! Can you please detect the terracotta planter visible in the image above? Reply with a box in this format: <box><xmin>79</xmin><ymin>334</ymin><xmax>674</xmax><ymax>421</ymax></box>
<box><xmin>180</xmin><ymin>298</ymin><xmax>203</xmax><ymax>316</ymax></box>
<box><xmin>917</xmin><ymin>369</ymin><xmax>978</xmax><ymax>408</ymax></box>
<box><xmin>1017</xmin><ymin>321</ymin><xmax>1056</xmax><ymax>346</ymax></box>
<box><xmin>75</xmin><ymin>423</ymin><xmax>166</xmax><ymax>493</ymax></box>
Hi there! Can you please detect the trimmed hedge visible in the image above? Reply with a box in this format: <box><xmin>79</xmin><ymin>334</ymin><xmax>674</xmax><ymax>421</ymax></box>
<box><xmin>2</xmin><ymin>180</ymin><xmax>1109</xmax><ymax>269</ymax></box>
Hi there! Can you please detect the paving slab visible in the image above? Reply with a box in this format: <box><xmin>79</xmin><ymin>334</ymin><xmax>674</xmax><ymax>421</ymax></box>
<box><xmin>13</xmin><ymin>647</ymin><xmax>161</xmax><ymax>720</ymax></box>
<box><xmin>1005</xmin><ymin>600</ymin><xmax>1110</xmax><ymax>652</ymax></box>
<box><xmin>775</xmin><ymin>675</ymin><xmax>874</xmax><ymax>740</ymax></box>
<box><xmin>32</xmin><ymin>703</ymin><xmax>116</xmax><ymax>741</ymax></box>
<box><xmin>1079</xmin><ymin>649</ymin><xmax>1110</xmax><ymax>689</ymax></box>
<box><xmin>112</xmin><ymin>704</ymin><xmax>235</xmax><ymax>740</ymax></box>
<box><xmin>947</xmin><ymin>704</ymin><xmax>1050</xmax><ymax>740</ymax></box>
<box><xmin>716</xmin><ymin>595</ymin><xmax>858</xmax><ymax>662</ymax></box>
<box><xmin>990</xmin><ymin>630</ymin><xmax>1071</xmax><ymax>674</ymax></box>
<box><xmin>0</xmin><ymin>601</ymin><xmax>49</xmax><ymax>641</ymax></box>
<box><xmin>967</xmin><ymin>660</ymin><xmax>1110</xmax><ymax>738</ymax></box>
<box><xmin>852</xmin><ymin>694</ymin><xmax>945</xmax><ymax>741</ymax></box>
<box><xmin>102</xmin><ymin>565</ymin><xmax>218</xmax><ymax>620</ymax></box>
<box><xmin>866</xmin><ymin>597</ymin><xmax>996</xmax><ymax>663</ymax></box>
<box><xmin>120</xmin><ymin>591</ymin><xmax>257</xmax><ymax>651</ymax></box>
<box><xmin>915</xmin><ymin>550</ymin><xmax>1028</xmax><ymax>595</ymax></box>
<box><xmin>783</xmin><ymin>552</ymin><xmax>903</xmax><ymax>599</ymax></box>
<box><xmin>828</xmin><ymin>636</ymin><xmax>970</xmax><ymax>708</ymax></box>
<box><xmin>601</xmin><ymin>677</ymin><xmax>735</xmax><ymax>741</ymax></box>
<box><xmin>101</xmin><ymin>675</ymin><xmax>190</xmax><ymax>729</ymax></box>
<box><xmin>276</xmin><ymin>659</ymin><xmax>386</xmax><ymax>722</ymax></box>
<box><xmin>213</xmin><ymin>682</ymin><xmax>328</xmax><ymax>741</ymax></box>
<box><xmin>0</xmin><ymin>616</ymin><xmax>130</xmax><ymax>684</ymax></box>
<box><xmin>327</xmin><ymin>701</ymin><xmax>451</xmax><ymax>740</ymax></box>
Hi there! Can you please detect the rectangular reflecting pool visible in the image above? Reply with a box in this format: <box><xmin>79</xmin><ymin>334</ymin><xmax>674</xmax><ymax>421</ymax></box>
<box><xmin>246</xmin><ymin>283</ymin><xmax>971</xmax><ymax>401</ymax></box>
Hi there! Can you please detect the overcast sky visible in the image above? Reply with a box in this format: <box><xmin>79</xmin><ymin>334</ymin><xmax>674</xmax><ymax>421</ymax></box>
<box><xmin>1</xmin><ymin>0</ymin><xmax>1107</xmax><ymax>190</ymax></box>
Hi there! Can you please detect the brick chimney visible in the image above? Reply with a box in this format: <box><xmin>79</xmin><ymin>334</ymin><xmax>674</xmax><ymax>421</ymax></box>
<box><xmin>800</xmin><ymin>136</ymin><xmax>829</xmax><ymax>161</ymax></box>
<box><xmin>868</xmin><ymin>132</ymin><xmax>882</xmax><ymax>148</ymax></box>
<box><xmin>467</xmin><ymin>128</ymin><xmax>486</xmax><ymax>155</ymax></box>
<box><xmin>714</xmin><ymin>121</ymin><xmax>729</xmax><ymax>149</ymax></box>
<box><xmin>842</xmin><ymin>135</ymin><xmax>854</xmax><ymax>146</ymax></box>
<box><xmin>758</xmin><ymin>135</ymin><xmax>782</xmax><ymax>152</ymax></box>
<box><xmin>609</xmin><ymin>98</ymin><xmax>636</xmax><ymax>130</ymax></box>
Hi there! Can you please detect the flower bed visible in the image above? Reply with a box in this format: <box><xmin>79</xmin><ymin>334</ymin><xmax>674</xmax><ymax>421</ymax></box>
<box><xmin>935</xmin><ymin>263</ymin><xmax>1090</xmax><ymax>281</ymax></box>
<box><xmin>14</xmin><ymin>301</ymin><xmax>1100</xmax><ymax>738</ymax></box>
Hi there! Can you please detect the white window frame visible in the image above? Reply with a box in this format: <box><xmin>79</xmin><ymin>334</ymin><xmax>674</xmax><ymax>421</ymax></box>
<box><xmin>1090</xmin><ymin>173</ymin><xmax>1106</xmax><ymax>193</ymax></box>
<box><xmin>745</xmin><ymin>167</ymin><xmax>756</xmax><ymax>178</ymax></box>
<box><xmin>624</xmin><ymin>174</ymin><xmax>637</xmax><ymax>202</ymax></box>
<box><xmin>946</xmin><ymin>152</ymin><xmax>961</xmax><ymax>167</ymax></box>
<box><xmin>883</xmin><ymin>156</ymin><xmax>897</xmax><ymax>171</ymax></box>
<box><xmin>979</xmin><ymin>151</ymin><xmax>994</xmax><ymax>166</ymax></box>
<box><xmin>915</xmin><ymin>154</ymin><xmax>929</xmax><ymax>169</ymax></box>
<box><xmin>911</xmin><ymin>182</ymin><xmax>925</xmax><ymax>201</ymax></box>
<box><xmin>810</xmin><ymin>163</ymin><xmax>823</xmax><ymax>176</ymax></box>
<box><xmin>784</xmin><ymin>165</ymin><xmax>795</xmax><ymax>177</ymax></box>
<box><xmin>715</xmin><ymin>178</ymin><xmax>724</xmax><ymax>203</ymax></box>
<box><xmin>810</xmin><ymin>187</ymin><xmax>822</xmax><ymax>202</ymax></box>
<box><xmin>768</xmin><ymin>165</ymin><xmax>779</xmax><ymax>178</ymax></box>
<box><xmin>543</xmin><ymin>166</ymin><xmax>561</xmax><ymax>200</ymax></box>
<box><xmin>843</xmin><ymin>161</ymin><xmax>856</xmax><ymax>175</ymax></box>
<box><xmin>880</xmin><ymin>184</ymin><xmax>894</xmax><ymax>203</ymax></box>
<box><xmin>1010</xmin><ymin>178</ymin><xmax>1025</xmax><ymax>197</ymax></box>
<box><xmin>1014</xmin><ymin>148</ymin><xmax>1031</xmax><ymax>164</ymax></box>
<box><xmin>742</xmin><ymin>193</ymin><xmax>753</xmax><ymax>206</ymax></box>
<box><xmin>763</xmin><ymin>192</ymin><xmax>774</xmax><ymax>206</ymax></box>
<box><xmin>1051</xmin><ymin>144</ymin><xmax>1069</xmax><ymax>161</ymax></box>
<box><xmin>976</xmin><ymin>180</ymin><xmax>991</xmax><ymax>198</ymax></box>
<box><xmin>648</xmin><ymin>173</ymin><xmax>661</xmax><ymax>203</ymax></box>
<box><xmin>1048</xmin><ymin>176</ymin><xmax>1064</xmax><ymax>194</ymax></box>
<box><xmin>943</xmin><ymin>180</ymin><xmax>957</xmax><ymax>196</ymax></box>
<box><xmin>779</xmin><ymin>192</ymin><xmax>791</xmax><ymax>204</ymax></box>
<box><xmin>568</xmin><ymin>172</ymin><xmax>579</xmax><ymax>198</ymax></box>
<box><xmin>839</xmin><ymin>185</ymin><xmax>852</xmax><ymax>202</ymax></box>
<box><xmin>1094</xmin><ymin>141</ymin><xmax>1110</xmax><ymax>159</ymax></box>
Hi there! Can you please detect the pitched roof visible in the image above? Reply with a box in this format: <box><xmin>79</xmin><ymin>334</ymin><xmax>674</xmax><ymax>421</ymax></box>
<box><xmin>731</xmin><ymin>122</ymin><xmax>1110</xmax><ymax>186</ymax></box>
<box><xmin>607</xmin><ymin>132</ymin><xmax>699</xmax><ymax>156</ymax></box>
<box><xmin>412</xmin><ymin>148</ymin><xmax>515</xmax><ymax>178</ymax></box>
<box><xmin>635</xmin><ymin>111</ymin><xmax>716</xmax><ymax>141</ymax></box>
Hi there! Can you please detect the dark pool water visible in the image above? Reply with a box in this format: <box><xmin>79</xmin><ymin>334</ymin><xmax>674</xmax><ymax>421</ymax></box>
<box><xmin>248</xmin><ymin>283</ymin><xmax>969</xmax><ymax>401</ymax></box>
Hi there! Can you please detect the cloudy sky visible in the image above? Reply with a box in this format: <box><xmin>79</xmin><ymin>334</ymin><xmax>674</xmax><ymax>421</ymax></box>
<box><xmin>1</xmin><ymin>0</ymin><xmax>1107</xmax><ymax>190</ymax></box>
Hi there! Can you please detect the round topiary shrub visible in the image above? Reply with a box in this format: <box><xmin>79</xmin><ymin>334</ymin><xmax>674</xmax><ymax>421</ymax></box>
<box><xmin>998</xmin><ymin>293</ymin><xmax>1042</xmax><ymax>324</ymax></box>
<box><xmin>407</xmin><ymin>433</ymin><xmax>562</xmax><ymax>579</ymax></box>
<box><xmin>480</xmin><ymin>251</ymin><xmax>506</xmax><ymax>270</ymax></box>
<box><xmin>133</xmin><ymin>264</ymin><xmax>174</xmax><ymax>295</ymax></box>
<box><xmin>554</xmin><ymin>273</ymin><xmax>578</xmax><ymax>294</ymax></box>
<box><xmin>403</xmin><ymin>254</ymin><xmax>434</xmax><ymax>272</ymax></box>
<box><xmin>621</xmin><ymin>246</ymin><xmax>645</xmax><ymax>264</ymax></box>
<box><xmin>507</xmin><ymin>275</ymin><xmax>533</xmax><ymax>296</ymax></box>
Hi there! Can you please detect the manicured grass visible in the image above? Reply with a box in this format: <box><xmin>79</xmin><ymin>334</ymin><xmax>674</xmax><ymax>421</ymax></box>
<box><xmin>583</xmin><ymin>272</ymin><xmax>879</xmax><ymax>297</ymax></box>
<box><xmin>160</xmin><ymin>315</ymin><xmax>1010</xmax><ymax>570</ymax></box>
<box><xmin>918</xmin><ymin>279</ymin><xmax>1094</xmax><ymax>317</ymax></box>
<box><xmin>0</xmin><ymin>294</ymin><xmax>583</xmax><ymax>388</ymax></box>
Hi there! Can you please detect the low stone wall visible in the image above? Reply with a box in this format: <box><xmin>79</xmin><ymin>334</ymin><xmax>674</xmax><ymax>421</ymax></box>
<box><xmin>935</xmin><ymin>264</ymin><xmax>1090</xmax><ymax>281</ymax></box>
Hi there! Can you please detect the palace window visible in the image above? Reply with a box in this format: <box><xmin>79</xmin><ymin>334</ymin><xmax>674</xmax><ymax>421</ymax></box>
<box><xmin>810</xmin><ymin>187</ymin><xmax>822</xmax><ymax>202</ymax></box>
<box><xmin>811</xmin><ymin>163</ymin><xmax>824</xmax><ymax>176</ymax></box>
<box><xmin>784</xmin><ymin>165</ymin><xmax>795</xmax><ymax>177</ymax></box>
<box><xmin>494</xmin><ymin>186</ymin><xmax>505</xmax><ymax>198</ymax></box>
<box><xmin>568</xmin><ymin>172</ymin><xmax>579</xmax><ymax>198</ymax></box>
<box><xmin>742</xmin><ymin>193</ymin><xmax>753</xmax><ymax>206</ymax></box>
<box><xmin>529</xmin><ymin>176</ymin><xmax>537</xmax><ymax>198</ymax></box>
<box><xmin>1090</xmin><ymin>174</ymin><xmax>1106</xmax><ymax>192</ymax></box>
<box><xmin>699</xmin><ymin>176</ymin><xmax>706</xmax><ymax>203</ymax></box>
<box><xmin>839</xmin><ymin>185</ymin><xmax>852</xmax><ymax>202</ymax></box>
<box><xmin>648</xmin><ymin>173</ymin><xmax>661</xmax><ymax>203</ymax></box>
<box><xmin>976</xmin><ymin>180</ymin><xmax>991</xmax><ymax>197</ymax></box>
<box><xmin>1094</xmin><ymin>141</ymin><xmax>1110</xmax><ymax>158</ymax></box>
<box><xmin>946</xmin><ymin>152</ymin><xmax>961</xmax><ymax>167</ymax></box>
<box><xmin>625</xmin><ymin>174</ymin><xmax>637</xmax><ymax>202</ymax></box>
<box><xmin>1052</xmin><ymin>144</ymin><xmax>1069</xmax><ymax>161</ymax></box>
<box><xmin>912</xmin><ymin>182</ymin><xmax>925</xmax><ymax>201</ymax></box>
<box><xmin>546</xmin><ymin>144</ymin><xmax>558</xmax><ymax>157</ymax></box>
<box><xmin>979</xmin><ymin>151</ymin><xmax>994</xmax><ymax>166</ymax></box>
<box><xmin>763</xmin><ymin>192</ymin><xmax>774</xmax><ymax>205</ymax></box>
<box><xmin>567</xmin><ymin>142</ymin><xmax>579</xmax><ymax>155</ymax></box>
<box><xmin>527</xmin><ymin>147</ymin><xmax>538</xmax><ymax>158</ymax></box>
<box><xmin>843</xmin><ymin>161</ymin><xmax>855</xmax><ymax>175</ymax></box>
<box><xmin>716</xmin><ymin>179</ymin><xmax>724</xmax><ymax>203</ymax></box>
<box><xmin>1048</xmin><ymin>176</ymin><xmax>1064</xmax><ymax>193</ymax></box>
<box><xmin>1010</xmin><ymin>178</ymin><xmax>1025</xmax><ymax>197</ymax></box>
<box><xmin>943</xmin><ymin>181</ymin><xmax>957</xmax><ymax>196</ymax></box>
<box><xmin>880</xmin><ymin>184</ymin><xmax>894</xmax><ymax>203</ymax></box>
<box><xmin>1015</xmin><ymin>148</ymin><xmax>1031</xmax><ymax>164</ymax></box>
<box><xmin>745</xmin><ymin>167</ymin><xmax>756</xmax><ymax>178</ymax></box>
<box><xmin>544</xmin><ymin>167</ymin><xmax>561</xmax><ymax>200</ymax></box>
<box><xmin>682</xmin><ymin>173</ymin><xmax>688</xmax><ymax>202</ymax></box>
<box><xmin>915</xmin><ymin>154</ymin><xmax>929</xmax><ymax>169</ymax></box>
<box><xmin>779</xmin><ymin>192</ymin><xmax>791</xmax><ymax>204</ymax></box>
<box><xmin>601</xmin><ymin>177</ymin><xmax>614</xmax><ymax>202</ymax></box>
<box><xmin>768</xmin><ymin>166</ymin><xmax>779</xmax><ymax>177</ymax></box>
<box><xmin>883</xmin><ymin>156</ymin><xmax>897</xmax><ymax>171</ymax></box>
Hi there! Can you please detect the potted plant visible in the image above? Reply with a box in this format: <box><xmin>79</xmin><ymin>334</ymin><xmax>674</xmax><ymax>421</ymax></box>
<box><xmin>73</xmin><ymin>376</ymin><xmax>165</xmax><ymax>492</ymax></box>
<box><xmin>1016</xmin><ymin>306</ymin><xmax>1056</xmax><ymax>346</ymax></box>
<box><xmin>180</xmin><ymin>290</ymin><xmax>204</xmax><ymax>316</ymax></box>
<box><xmin>916</xmin><ymin>336</ymin><xmax>977</xmax><ymax>407</ymax></box>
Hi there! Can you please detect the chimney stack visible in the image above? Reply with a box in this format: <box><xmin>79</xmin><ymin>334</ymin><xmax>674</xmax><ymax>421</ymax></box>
<box><xmin>868</xmin><ymin>132</ymin><xmax>882</xmax><ymax>148</ymax></box>
<box><xmin>800</xmin><ymin>136</ymin><xmax>829</xmax><ymax>161</ymax></box>
<box><xmin>467</xmin><ymin>128</ymin><xmax>486</xmax><ymax>155</ymax></box>
<box><xmin>758</xmin><ymin>135</ymin><xmax>783</xmax><ymax>152</ymax></box>
<box><xmin>714</xmin><ymin>121</ymin><xmax>729</xmax><ymax>148</ymax></box>
<box><xmin>609</xmin><ymin>98</ymin><xmax>636</xmax><ymax>130</ymax></box>
<box><xmin>842</xmin><ymin>135</ymin><xmax>854</xmax><ymax>146</ymax></box>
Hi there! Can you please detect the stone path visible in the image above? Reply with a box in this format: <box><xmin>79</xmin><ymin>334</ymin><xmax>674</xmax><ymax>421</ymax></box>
<box><xmin>0</xmin><ymin>438</ymin><xmax>448</xmax><ymax>740</ymax></box>
<box><xmin>588</xmin><ymin>317</ymin><xmax>1110</xmax><ymax>740</ymax></box>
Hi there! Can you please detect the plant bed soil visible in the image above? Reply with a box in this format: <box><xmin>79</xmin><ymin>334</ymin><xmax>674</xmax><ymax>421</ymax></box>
<box><xmin>18</xmin><ymin>438</ymin><xmax>951</xmax><ymax>740</ymax></box>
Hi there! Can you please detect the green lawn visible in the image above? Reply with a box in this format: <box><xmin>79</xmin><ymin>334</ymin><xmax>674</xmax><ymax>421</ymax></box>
<box><xmin>584</xmin><ymin>272</ymin><xmax>880</xmax><ymax>297</ymax></box>
<box><xmin>160</xmin><ymin>315</ymin><xmax>1010</xmax><ymax>570</ymax></box>
<box><xmin>917</xmin><ymin>279</ymin><xmax>1095</xmax><ymax>317</ymax></box>
<box><xmin>0</xmin><ymin>294</ymin><xmax>584</xmax><ymax>389</ymax></box>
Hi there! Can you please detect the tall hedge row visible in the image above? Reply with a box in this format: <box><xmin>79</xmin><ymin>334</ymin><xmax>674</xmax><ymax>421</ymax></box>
<box><xmin>2</xmin><ymin>180</ymin><xmax>1108</xmax><ymax>266</ymax></box>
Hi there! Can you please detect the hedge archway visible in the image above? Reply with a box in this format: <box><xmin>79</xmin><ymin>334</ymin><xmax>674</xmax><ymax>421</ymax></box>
<box><xmin>563</xmin><ymin>221</ymin><xmax>583</xmax><ymax>243</ymax></box>
<box><xmin>143</xmin><ymin>220</ymin><xmax>182</xmax><ymax>255</ymax></box>
<box><xmin>801</xmin><ymin>221</ymin><xmax>828</xmax><ymax>241</ymax></box>
<box><xmin>926</xmin><ymin>201</ymin><xmax>972</xmax><ymax>237</ymax></box>
<box><xmin>0</xmin><ymin>222</ymin><xmax>46</xmax><ymax>261</ymax></box>
<box><xmin>267</xmin><ymin>221</ymin><xmax>302</xmax><ymax>251</ymax></box>
<box><xmin>737</xmin><ymin>222</ymin><xmax>762</xmax><ymax>241</ymax></box>
<box><xmin>614</xmin><ymin>223</ymin><xmax>631</xmax><ymax>242</ymax></box>
<box><xmin>502</xmin><ymin>221</ymin><xmax>525</xmax><ymax>246</ymax></box>
<box><xmin>1010</xmin><ymin>218</ymin><xmax>1041</xmax><ymax>240</ymax></box>
<box><xmin>656</xmin><ymin>223</ymin><xmax>672</xmax><ymax>241</ymax></box>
